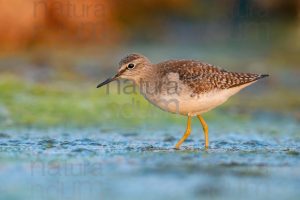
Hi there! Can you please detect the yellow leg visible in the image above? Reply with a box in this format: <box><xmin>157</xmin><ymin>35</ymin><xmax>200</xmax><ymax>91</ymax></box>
<box><xmin>175</xmin><ymin>116</ymin><xmax>192</xmax><ymax>149</ymax></box>
<box><xmin>197</xmin><ymin>115</ymin><xmax>209</xmax><ymax>149</ymax></box>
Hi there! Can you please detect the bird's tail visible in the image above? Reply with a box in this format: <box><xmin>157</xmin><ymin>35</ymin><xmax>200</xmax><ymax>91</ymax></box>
<box><xmin>258</xmin><ymin>74</ymin><xmax>269</xmax><ymax>79</ymax></box>
<box><xmin>227</xmin><ymin>73</ymin><xmax>269</xmax><ymax>88</ymax></box>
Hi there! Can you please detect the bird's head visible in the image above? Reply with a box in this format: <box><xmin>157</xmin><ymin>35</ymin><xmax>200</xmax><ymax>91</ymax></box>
<box><xmin>97</xmin><ymin>53</ymin><xmax>151</xmax><ymax>88</ymax></box>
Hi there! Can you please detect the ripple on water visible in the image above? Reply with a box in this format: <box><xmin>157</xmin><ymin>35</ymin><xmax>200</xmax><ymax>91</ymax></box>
<box><xmin>242</xmin><ymin>140</ymin><xmax>267</xmax><ymax>147</ymax></box>
<box><xmin>0</xmin><ymin>133</ymin><xmax>11</xmax><ymax>138</ymax></box>
<box><xmin>163</xmin><ymin>135</ymin><xmax>176</xmax><ymax>142</ymax></box>
<box><xmin>122</xmin><ymin>132</ymin><xmax>138</xmax><ymax>137</ymax></box>
<box><xmin>70</xmin><ymin>148</ymin><xmax>97</xmax><ymax>156</ymax></box>
<box><xmin>38</xmin><ymin>138</ymin><xmax>58</xmax><ymax>149</ymax></box>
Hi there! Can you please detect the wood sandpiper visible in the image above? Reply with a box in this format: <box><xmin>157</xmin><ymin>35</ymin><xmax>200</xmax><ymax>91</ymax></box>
<box><xmin>97</xmin><ymin>53</ymin><xmax>269</xmax><ymax>149</ymax></box>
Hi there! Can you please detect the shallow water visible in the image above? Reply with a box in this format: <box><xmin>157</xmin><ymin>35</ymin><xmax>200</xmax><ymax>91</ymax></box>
<box><xmin>1</xmin><ymin>116</ymin><xmax>300</xmax><ymax>200</ymax></box>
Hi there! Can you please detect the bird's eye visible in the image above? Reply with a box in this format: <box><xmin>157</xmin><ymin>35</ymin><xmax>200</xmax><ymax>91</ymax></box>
<box><xmin>127</xmin><ymin>63</ymin><xmax>135</xmax><ymax>69</ymax></box>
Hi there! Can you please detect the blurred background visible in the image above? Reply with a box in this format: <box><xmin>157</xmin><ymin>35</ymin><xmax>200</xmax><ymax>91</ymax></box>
<box><xmin>0</xmin><ymin>0</ymin><xmax>299</xmax><ymax>128</ymax></box>
<box><xmin>1</xmin><ymin>1</ymin><xmax>300</xmax><ymax>200</ymax></box>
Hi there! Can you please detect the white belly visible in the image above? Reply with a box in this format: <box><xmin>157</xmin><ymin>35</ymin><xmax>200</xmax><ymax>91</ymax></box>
<box><xmin>143</xmin><ymin>82</ymin><xmax>254</xmax><ymax>116</ymax></box>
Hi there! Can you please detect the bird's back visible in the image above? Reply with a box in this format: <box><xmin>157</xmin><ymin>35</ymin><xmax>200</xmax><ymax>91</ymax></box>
<box><xmin>157</xmin><ymin>59</ymin><xmax>268</xmax><ymax>96</ymax></box>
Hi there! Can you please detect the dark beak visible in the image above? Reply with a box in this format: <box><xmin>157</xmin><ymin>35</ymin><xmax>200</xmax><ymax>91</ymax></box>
<box><xmin>97</xmin><ymin>69</ymin><xmax>125</xmax><ymax>88</ymax></box>
<box><xmin>97</xmin><ymin>68</ymin><xmax>126</xmax><ymax>88</ymax></box>
<box><xmin>96</xmin><ymin>76</ymin><xmax>116</xmax><ymax>88</ymax></box>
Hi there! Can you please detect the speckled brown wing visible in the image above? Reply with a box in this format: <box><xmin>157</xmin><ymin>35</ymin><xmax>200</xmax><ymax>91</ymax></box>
<box><xmin>158</xmin><ymin>60</ymin><xmax>268</xmax><ymax>94</ymax></box>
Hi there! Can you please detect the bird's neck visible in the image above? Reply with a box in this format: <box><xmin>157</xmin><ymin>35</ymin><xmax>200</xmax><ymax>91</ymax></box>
<box><xmin>129</xmin><ymin>64</ymin><xmax>155</xmax><ymax>83</ymax></box>
<box><xmin>131</xmin><ymin>64</ymin><xmax>160</xmax><ymax>95</ymax></box>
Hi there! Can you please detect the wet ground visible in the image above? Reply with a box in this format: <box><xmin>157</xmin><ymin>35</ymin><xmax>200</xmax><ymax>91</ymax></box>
<box><xmin>1</xmin><ymin>116</ymin><xmax>300</xmax><ymax>200</ymax></box>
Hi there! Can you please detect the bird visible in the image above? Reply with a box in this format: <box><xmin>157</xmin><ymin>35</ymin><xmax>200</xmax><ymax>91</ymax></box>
<box><xmin>97</xmin><ymin>53</ymin><xmax>269</xmax><ymax>149</ymax></box>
